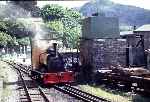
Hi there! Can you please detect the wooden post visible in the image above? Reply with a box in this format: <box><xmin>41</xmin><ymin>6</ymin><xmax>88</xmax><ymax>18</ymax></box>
<box><xmin>141</xmin><ymin>35</ymin><xmax>147</xmax><ymax>68</ymax></box>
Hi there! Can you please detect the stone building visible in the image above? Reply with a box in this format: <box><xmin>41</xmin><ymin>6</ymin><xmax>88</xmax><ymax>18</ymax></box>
<box><xmin>80</xmin><ymin>14</ymin><xmax>127</xmax><ymax>72</ymax></box>
<box><xmin>79</xmin><ymin>13</ymin><xmax>127</xmax><ymax>83</ymax></box>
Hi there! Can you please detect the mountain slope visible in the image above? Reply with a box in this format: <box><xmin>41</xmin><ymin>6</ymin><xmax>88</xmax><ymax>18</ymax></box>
<box><xmin>79</xmin><ymin>0</ymin><xmax>150</xmax><ymax>26</ymax></box>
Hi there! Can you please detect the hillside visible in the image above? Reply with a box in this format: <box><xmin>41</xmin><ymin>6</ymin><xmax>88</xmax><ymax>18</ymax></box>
<box><xmin>79</xmin><ymin>0</ymin><xmax>150</xmax><ymax>27</ymax></box>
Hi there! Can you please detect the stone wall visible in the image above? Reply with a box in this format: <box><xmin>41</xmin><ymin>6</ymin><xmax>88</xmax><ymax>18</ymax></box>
<box><xmin>80</xmin><ymin>39</ymin><xmax>127</xmax><ymax>70</ymax></box>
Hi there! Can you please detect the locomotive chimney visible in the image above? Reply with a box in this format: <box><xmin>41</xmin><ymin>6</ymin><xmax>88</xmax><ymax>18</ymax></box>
<box><xmin>53</xmin><ymin>43</ymin><xmax>57</xmax><ymax>56</ymax></box>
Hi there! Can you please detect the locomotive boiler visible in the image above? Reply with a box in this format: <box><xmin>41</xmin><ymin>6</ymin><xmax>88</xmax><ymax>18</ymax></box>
<box><xmin>30</xmin><ymin>37</ymin><xmax>74</xmax><ymax>84</ymax></box>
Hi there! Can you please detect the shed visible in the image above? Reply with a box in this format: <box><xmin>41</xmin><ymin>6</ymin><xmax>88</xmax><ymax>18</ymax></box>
<box><xmin>133</xmin><ymin>24</ymin><xmax>150</xmax><ymax>69</ymax></box>
<box><xmin>133</xmin><ymin>24</ymin><xmax>150</xmax><ymax>50</ymax></box>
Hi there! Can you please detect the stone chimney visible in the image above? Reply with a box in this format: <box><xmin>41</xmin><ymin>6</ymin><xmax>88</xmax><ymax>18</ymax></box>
<box><xmin>133</xmin><ymin>25</ymin><xmax>136</xmax><ymax>30</ymax></box>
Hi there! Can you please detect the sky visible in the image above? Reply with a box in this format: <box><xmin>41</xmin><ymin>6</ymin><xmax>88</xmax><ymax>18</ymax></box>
<box><xmin>37</xmin><ymin>1</ymin><xmax>89</xmax><ymax>8</ymax></box>
<box><xmin>0</xmin><ymin>0</ymin><xmax>150</xmax><ymax>10</ymax></box>
<box><xmin>36</xmin><ymin>0</ymin><xmax>150</xmax><ymax>10</ymax></box>
<box><xmin>111</xmin><ymin>0</ymin><xmax>150</xmax><ymax>10</ymax></box>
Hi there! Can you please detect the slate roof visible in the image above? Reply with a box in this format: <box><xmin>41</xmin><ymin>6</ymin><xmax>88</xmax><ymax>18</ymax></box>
<box><xmin>134</xmin><ymin>24</ymin><xmax>150</xmax><ymax>32</ymax></box>
<box><xmin>120</xmin><ymin>24</ymin><xmax>150</xmax><ymax>36</ymax></box>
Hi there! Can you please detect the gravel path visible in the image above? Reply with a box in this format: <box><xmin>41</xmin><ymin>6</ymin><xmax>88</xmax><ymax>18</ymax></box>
<box><xmin>42</xmin><ymin>87</ymin><xmax>83</xmax><ymax>102</ymax></box>
<box><xmin>0</xmin><ymin>61</ymin><xmax>19</xmax><ymax>102</ymax></box>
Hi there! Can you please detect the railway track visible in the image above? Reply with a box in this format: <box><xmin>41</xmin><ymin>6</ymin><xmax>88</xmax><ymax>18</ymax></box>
<box><xmin>4</xmin><ymin>60</ymin><xmax>111</xmax><ymax>102</ymax></box>
<box><xmin>4</xmin><ymin>60</ymin><xmax>50</xmax><ymax>102</ymax></box>
<box><xmin>53</xmin><ymin>84</ymin><xmax>111</xmax><ymax>102</ymax></box>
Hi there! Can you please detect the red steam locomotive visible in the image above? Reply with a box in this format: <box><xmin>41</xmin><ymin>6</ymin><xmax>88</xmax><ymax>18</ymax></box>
<box><xmin>30</xmin><ymin>38</ymin><xmax>75</xmax><ymax>85</ymax></box>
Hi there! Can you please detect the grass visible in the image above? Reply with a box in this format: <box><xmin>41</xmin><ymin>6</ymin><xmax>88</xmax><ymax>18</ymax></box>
<box><xmin>79</xmin><ymin>85</ymin><xmax>132</xmax><ymax>102</ymax></box>
<box><xmin>79</xmin><ymin>85</ymin><xmax>150</xmax><ymax>102</ymax></box>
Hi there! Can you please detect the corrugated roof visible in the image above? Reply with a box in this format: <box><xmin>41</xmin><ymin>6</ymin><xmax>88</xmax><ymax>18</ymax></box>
<box><xmin>134</xmin><ymin>24</ymin><xmax>150</xmax><ymax>32</ymax></box>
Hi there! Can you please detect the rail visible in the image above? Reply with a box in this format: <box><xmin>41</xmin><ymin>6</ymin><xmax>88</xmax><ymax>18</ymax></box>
<box><xmin>53</xmin><ymin>84</ymin><xmax>111</xmax><ymax>102</ymax></box>
<box><xmin>3</xmin><ymin>60</ymin><xmax>50</xmax><ymax>102</ymax></box>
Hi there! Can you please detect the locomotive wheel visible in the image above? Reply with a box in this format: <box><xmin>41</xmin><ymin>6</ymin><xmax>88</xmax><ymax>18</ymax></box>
<box><xmin>34</xmin><ymin>74</ymin><xmax>44</xmax><ymax>85</ymax></box>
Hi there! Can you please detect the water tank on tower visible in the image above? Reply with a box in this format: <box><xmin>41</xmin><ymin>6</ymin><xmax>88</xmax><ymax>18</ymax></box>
<box><xmin>82</xmin><ymin>13</ymin><xmax>120</xmax><ymax>39</ymax></box>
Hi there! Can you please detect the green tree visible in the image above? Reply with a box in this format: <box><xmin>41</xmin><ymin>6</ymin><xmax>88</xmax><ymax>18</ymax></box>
<box><xmin>0</xmin><ymin>19</ymin><xmax>32</xmax><ymax>52</ymax></box>
<box><xmin>0</xmin><ymin>21</ymin><xmax>7</xmax><ymax>33</ymax></box>
<box><xmin>40</xmin><ymin>4</ymin><xmax>65</xmax><ymax>21</ymax></box>
<box><xmin>8</xmin><ymin>37</ymin><xmax>18</xmax><ymax>46</ymax></box>
<box><xmin>0</xmin><ymin>20</ymin><xmax>32</xmax><ymax>38</ymax></box>
<box><xmin>0</xmin><ymin>32</ymin><xmax>13</xmax><ymax>47</ymax></box>
<box><xmin>45</xmin><ymin>20</ymin><xmax>64</xmax><ymax>38</ymax></box>
<box><xmin>17</xmin><ymin>37</ymin><xmax>30</xmax><ymax>46</ymax></box>
<box><xmin>40</xmin><ymin>4</ymin><xmax>82</xmax><ymax>48</ymax></box>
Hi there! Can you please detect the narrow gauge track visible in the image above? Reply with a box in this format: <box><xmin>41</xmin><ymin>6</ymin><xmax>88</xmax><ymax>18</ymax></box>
<box><xmin>3</xmin><ymin>60</ymin><xmax>50</xmax><ymax>102</ymax></box>
<box><xmin>4</xmin><ymin>60</ymin><xmax>111</xmax><ymax>102</ymax></box>
<box><xmin>53</xmin><ymin>84</ymin><xmax>111</xmax><ymax>102</ymax></box>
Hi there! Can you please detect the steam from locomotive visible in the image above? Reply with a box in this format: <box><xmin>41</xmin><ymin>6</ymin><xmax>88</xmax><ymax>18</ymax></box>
<box><xmin>30</xmin><ymin>18</ymin><xmax>75</xmax><ymax>84</ymax></box>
